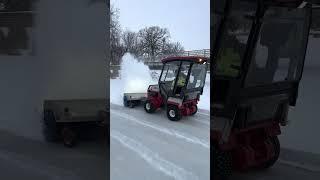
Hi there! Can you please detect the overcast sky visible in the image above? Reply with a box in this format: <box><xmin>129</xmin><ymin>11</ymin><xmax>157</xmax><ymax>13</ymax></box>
<box><xmin>111</xmin><ymin>0</ymin><xmax>210</xmax><ymax>51</ymax></box>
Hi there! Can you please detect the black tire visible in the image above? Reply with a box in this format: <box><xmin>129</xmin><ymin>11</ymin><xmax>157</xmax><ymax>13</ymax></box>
<box><xmin>212</xmin><ymin>144</ymin><xmax>232</xmax><ymax>180</ymax></box>
<box><xmin>259</xmin><ymin>136</ymin><xmax>280</xmax><ymax>169</ymax></box>
<box><xmin>61</xmin><ymin>127</ymin><xmax>77</xmax><ymax>148</ymax></box>
<box><xmin>43</xmin><ymin>110</ymin><xmax>58</xmax><ymax>142</ymax></box>
<box><xmin>123</xmin><ymin>96</ymin><xmax>129</xmax><ymax>107</ymax></box>
<box><xmin>191</xmin><ymin>105</ymin><xmax>198</xmax><ymax>116</ymax></box>
<box><xmin>166</xmin><ymin>105</ymin><xmax>182</xmax><ymax>121</ymax></box>
<box><xmin>144</xmin><ymin>100</ymin><xmax>156</xmax><ymax>113</ymax></box>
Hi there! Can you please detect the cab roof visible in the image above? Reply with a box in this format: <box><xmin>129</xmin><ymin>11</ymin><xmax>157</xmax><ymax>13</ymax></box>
<box><xmin>161</xmin><ymin>56</ymin><xmax>209</xmax><ymax>64</ymax></box>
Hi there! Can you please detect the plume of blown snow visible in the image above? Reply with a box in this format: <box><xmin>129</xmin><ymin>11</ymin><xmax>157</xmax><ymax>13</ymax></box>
<box><xmin>110</xmin><ymin>53</ymin><xmax>156</xmax><ymax>105</ymax></box>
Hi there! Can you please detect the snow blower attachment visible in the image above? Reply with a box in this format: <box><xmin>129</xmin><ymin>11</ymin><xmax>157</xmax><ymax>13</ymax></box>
<box><xmin>212</xmin><ymin>0</ymin><xmax>312</xmax><ymax>179</ymax></box>
<box><xmin>144</xmin><ymin>56</ymin><xmax>208</xmax><ymax>121</ymax></box>
<box><xmin>43</xmin><ymin>99</ymin><xmax>108</xmax><ymax>147</ymax></box>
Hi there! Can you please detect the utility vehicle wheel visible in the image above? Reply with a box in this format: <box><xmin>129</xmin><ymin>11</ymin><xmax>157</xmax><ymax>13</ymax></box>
<box><xmin>259</xmin><ymin>136</ymin><xmax>280</xmax><ymax>169</ymax></box>
<box><xmin>144</xmin><ymin>100</ymin><xmax>156</xmax><ymax>113</ymax></box>
<box><xmin>191</xmin><ymin>105</ymin><xmax>198</xmax><ymax>116</ymax></box>
<box><xmin>61</xmin><ymin>127</ymin><xmax>77</xmax><ymax>148</ymax></box>
<box><xmin>43</xmin><ymin>110</ymin><xmax>58</xmax><ymax>142</ymax></box>
<box><xmin>213</xmin><ymin>144</ymin><xmax>232</xmax><ymax>180</ymax></box>
<box><xmin>166</xmin><ymin>105</ymin><xmax>181</xmax><ymax>121</ymax></box>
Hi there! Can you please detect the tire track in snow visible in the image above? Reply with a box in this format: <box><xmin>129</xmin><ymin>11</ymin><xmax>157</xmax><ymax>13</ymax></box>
<box><xmin>111</xmin><ymin>110</ymin><xmax>209</xmax><ymax>149</ymax></box>
<box><xmin>0</xmin><ymin>150</ymin><xmax>79</xmax><ymax>180</ymax></box>
<box><xmin>197</xmin><ymin>112</ymin><xmax>210</xmax><ymax>117</ymax></box>
<box><xmin>192</xmin><ymin>118</ymin><xmax>210</xmax><ymax>125</ymax></box>
<box><xmin>111</xmin><ymin>130</ymin><xmax>199</xmax><ymax>180</ymax></box>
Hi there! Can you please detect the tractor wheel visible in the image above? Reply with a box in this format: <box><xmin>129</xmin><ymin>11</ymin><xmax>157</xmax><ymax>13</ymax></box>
<box><xmin>212</xmin><ymin>144</ymin><xmax>232</xmax><ymax>180</ymax></box>
<box><xmin>259</xmin><ymin>136</ymin><xmax>280</xmax><ymax>169</ymax></box>
<box><xmin>191</xmin><ymin>105</ymin><xmax>198</xmax><ymax>116</ymax></box>
<box><xmin>144</xmin><ymin>100</ymin><xmax>156</xmax><ymax>113</ymax></box>
<box><xmin>166</xmin><ymin>105</ymin><xmax>181</xmax><ymax>121</ymax></box>
<box><xmin>43</xmin><ymin>110</ymin><xmax>58</xmax><ymax>142</ymax></box>
<box><xmin>61</xmin><ymin>126</ymin><xmax>77</xmax><ymax>148</ymax></box>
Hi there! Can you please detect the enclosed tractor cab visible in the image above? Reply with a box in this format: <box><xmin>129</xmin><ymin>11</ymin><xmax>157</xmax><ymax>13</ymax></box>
<box><xmin>144</xmin><ymin>56</ymin><xmax>208</xmax><ymax>121</ymax></box>
<box><xmin>212</xmin><ymin>0</ymin><xmax>312</xmax><ymax>178</ymax></box>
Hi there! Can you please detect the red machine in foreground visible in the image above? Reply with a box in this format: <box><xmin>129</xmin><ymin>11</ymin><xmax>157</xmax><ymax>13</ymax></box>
<box><xmin>212</xmin><ymin>0</ymin><xmax>312</xmax><ymax>178</ymax></box>
<box><xmin>144</xmin><ymin>56</ymin><xmax>208</xmax><ymax>121</ymax></box>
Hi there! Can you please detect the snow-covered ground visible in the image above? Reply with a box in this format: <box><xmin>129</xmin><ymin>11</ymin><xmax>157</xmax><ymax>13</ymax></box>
<box><xmin>110</xmin><ymin>104</ymin><xmax>210</xmax><ymax>180</ymax></box>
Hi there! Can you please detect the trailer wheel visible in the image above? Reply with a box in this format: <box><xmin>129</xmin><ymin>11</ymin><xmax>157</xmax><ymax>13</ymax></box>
<box><xmin>123</xmin><ymin>96</ymin><xmax>129</xmax><ymax>107</ymax></box>
<box><xmin>43</xmin><ymin>110</ymin><xmax>58</xmax><ymax>142</ymax></box>
<box><xmin>144</xmin><ymin>100</ymin><xmax>156</xmax><ymax>113</ymax></box>
<box><xmin>213</xmin><ymin>145</ymin><xmax>232</xmax><ymax>180</ymax></box>
<box><xmin>61</xmin><ymin>127</ymin><xmax>77</xmax><ymax>148</ymax></box>
<box><xmin>260</xmin><ymin>136</ymin><xmax>280</xmax><ymax>169</ymax></box>
<box><xmin>191</xmin><ymin>105</ymin><xmax>198</xmax><ymax>116</ymax></box>
<box><xmin>166</xmin><ymin>105</ymin><xmax>181</xmax><ymax>121</ymax></box>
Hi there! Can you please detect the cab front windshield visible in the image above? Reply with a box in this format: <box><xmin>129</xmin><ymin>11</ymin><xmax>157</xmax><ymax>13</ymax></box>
<box><xmin>159</xmin><ymin>61</ymin><xmax>207</xmax><ymax>92</ymax></box>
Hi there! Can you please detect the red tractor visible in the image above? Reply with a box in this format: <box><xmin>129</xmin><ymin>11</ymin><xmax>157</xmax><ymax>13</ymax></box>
<box><xmin>144</xmin><ymin>56</ymin><xmax>208</xmax><ymax>121</ymax></box>
<box><xmin>212</xmin><ymin>0</ymin><xmax>313</xmax><ymax>179</ymax></box>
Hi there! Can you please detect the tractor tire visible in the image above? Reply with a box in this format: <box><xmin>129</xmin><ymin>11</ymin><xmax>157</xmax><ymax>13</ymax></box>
<box><xmin>144</xmin><ymin>100</ymin><xmax>156</xmax><ymax>113</ymax></box>
<box><xmin>166</xmin><ymin>105</ymin><xmax>182</xmax><ymax>121</ymax></box>
<box><xmin>61</xmin><ymin>126</ymin><xmax>77</xmax><ymax>148</ymax></box>
<box><xmin>191</xmin><ymin>105</ymin><xmax>198</xmax><ymax>116</ymax></box>
<box><xmin>43</xmin><ymin>110</ymin><xmax>58</xmax><ymax>142</ymax></box>
<box><xmin>212</xmin><ymin>145</ymin><xmax>232</xmax><ymax>180</ymax></box>
<box><xmin>259</xmin><ymin>136</ymin><xmax>280</xmax><ymax>169</ymax></box>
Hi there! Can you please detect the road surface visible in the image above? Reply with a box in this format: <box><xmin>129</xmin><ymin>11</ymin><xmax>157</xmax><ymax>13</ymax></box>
<box><xmin>110</xmin><ymin>103</ymin><xmax>320</xmax><ymax>180</ymax></box>
<box><xmin>231</xmin><ymin>148</ymin><xmax>320</xmax><ymax>179</ymax></box>
<box><xmin>110</xmin><ymin>103</ymin><xmax>210</xmax><ymax>180</ymax></box>
<box><xmin>0</xmin><ymin>129</ymin><xmax>108</xmax><ymax>180</ymax></box>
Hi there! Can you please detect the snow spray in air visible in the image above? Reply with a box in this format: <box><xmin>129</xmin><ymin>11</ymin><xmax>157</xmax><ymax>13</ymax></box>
<box><xmin>110</xmin><ymin>53</ymin><xmax>156</xmax><ymax>105</ymax></box>
<box><xmin>121</xmin><ymin>53</ymin><xmax>155</xmax><ymax>93</ymax></box>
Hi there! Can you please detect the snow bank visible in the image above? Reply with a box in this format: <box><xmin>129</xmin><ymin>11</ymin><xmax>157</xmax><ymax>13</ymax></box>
<box><xmin>198</xmin><ymin>74</ymin><xmax>210</xmax><ymax>111</ymax></box>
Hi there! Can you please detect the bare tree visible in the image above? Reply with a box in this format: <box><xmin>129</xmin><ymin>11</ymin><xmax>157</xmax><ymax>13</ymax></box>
<box><xmin>162</xmin><ymin>42</ymin><xmax>184</xmax><ymax>56</ymax></box>
<box><xmin>110</xmin><ymin>6</ymin><xmax>124</xmax><ymax>65</ymax></box>
<box><xmin>137</xmin><ymin>26</ymin><xmax>170</xmax><ymax>61</ymax></box>
<box><xmin>122</xmin><ymin>30</ymin><xmax>138</xmax><ymax>54</ymax></box>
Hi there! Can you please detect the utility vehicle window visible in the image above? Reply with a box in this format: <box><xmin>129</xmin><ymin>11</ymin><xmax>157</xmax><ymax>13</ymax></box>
<box><xmin>246</xmin><ymin>7</ymin><xmax>309</xmax><ymax>86</ymax></box>
<box><xmin>176</xmin><ymin>62</ymin><xmax>190</xmax><ymax>87</ymax></box>
<box><xmin>160</xmin><ymin>62</ymin><xmax>180</xmax><ymax>91</ymax></box>
<box><xmin>212</xmin><ymin>0</ymin><xmax>225</xmax><ymax>45</ymax></box>
<box><xmin>175</xmin><ymin>62</ymin><xmax>190</xmax><ymax>94</ymax></box>
<box><xmin>187</xmin><ymin>64</ymin><xmax>206</xmax><ymax>89</ymax></box>
<box><xmin>213</xmin><ymin>13</ymin><xmax>222</xmax><ymax>46</ymax></box>
<box><xmin>214</xmin><ymin>1</ymin><xmax>255</xmax><ymax>78</ymax></box>
<box><xmin>160</xmin><ymin>64</ymin><xmax>170</xmax><ymax>82</ymax></box>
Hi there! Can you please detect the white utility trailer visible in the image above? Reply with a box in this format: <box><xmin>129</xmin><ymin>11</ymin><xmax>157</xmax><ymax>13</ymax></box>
<box><xmin>0</xmin><ymin>0</ymin><xmax>108</xmax><ymax>147</ymax></box>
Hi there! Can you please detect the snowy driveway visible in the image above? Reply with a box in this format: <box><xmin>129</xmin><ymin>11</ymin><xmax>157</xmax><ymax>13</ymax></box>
<box><xmin>110</xmin><ymin>103</ymin><xmax>210</xmax><ymax>180</ymax></box>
